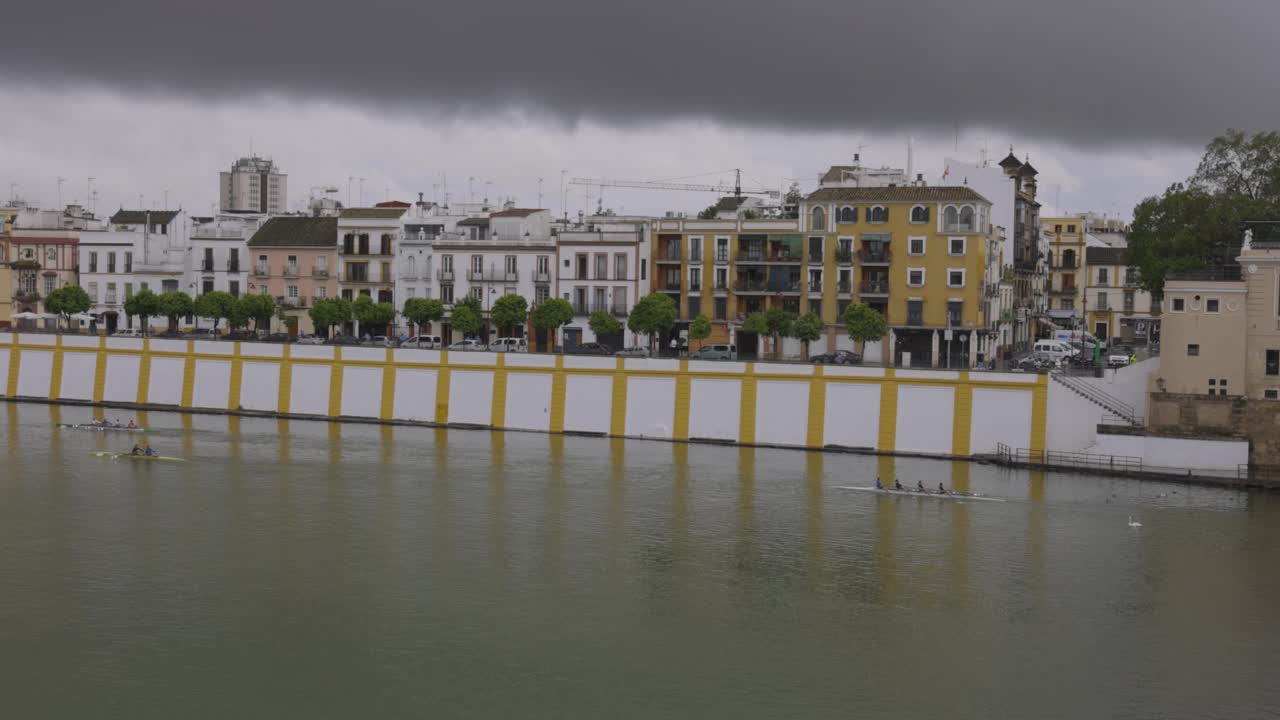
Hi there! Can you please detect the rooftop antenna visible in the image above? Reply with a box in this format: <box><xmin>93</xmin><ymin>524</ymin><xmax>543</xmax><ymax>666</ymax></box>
<box><xmin>357</xmin><ymin>177</ymin><xmax>367</xmax><ymax>206</ymax></box>
<box><xmin>57</xmin><ymin>177</ymin><xmax>66</xmax><ymax>208</ymax></box>
<box><xmin>87</xmin><ymin>177</ymin><xmax>96</xmax><ymax>213</ymax></box>
<box><xmin>484</xmin><ymin>180</ymin><xmax>492</xmax><ymax>206</ymax></box>
<box><xmin>468</xmin><ymin>176</ymin><xmax>476</xmax><ymax>203</ymax></box>
<box><xmin>538</xmin><ymin>177</ymin><xmax>544</xmax><ymax>208</ymax></box>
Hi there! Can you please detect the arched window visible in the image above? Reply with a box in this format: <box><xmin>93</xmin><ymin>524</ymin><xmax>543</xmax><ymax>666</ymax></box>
<box><xmin>959</xmin><ymin>206</ymin><xmax>975</xmax><ymax>231</ymax></box>
<box><xmin>943</xmin><ymin>206</ymin><xmax>959</xmax><ymax>230</ymax></box>
<box><xmin>811</xmin><ymin>206</ymin><xmax>826</xmax><ymax>231</ymax></box>
<box><xmin>838</xmin><ymin>206</ymin><xmax>856</xmax><ymax>223</ymax></box>
<box><xmin>910</xmin><ymin>205</ymin><xmax>929</xmax><ymax>223</ymax></box>
<box><xmin>869</xmin><ymin>206</ymin><xmax>889</xmax><ymax>223</ymax></box>
<box><xmin>406</xmin><ymin>255</ymin><xmax>416</xmax><ymax>275</ymax></box>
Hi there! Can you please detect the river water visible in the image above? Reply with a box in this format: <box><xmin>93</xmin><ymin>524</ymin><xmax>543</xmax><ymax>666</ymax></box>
<box><xmin>1</xmin><ymin>402</ymin><xmax>1278</xmax><ymax>719</ymax></box>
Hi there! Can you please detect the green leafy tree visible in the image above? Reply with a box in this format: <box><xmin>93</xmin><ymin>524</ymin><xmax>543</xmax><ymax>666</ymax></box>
<box><xmin>352</xmin><ymin>295</ymin><xmax>395</xmax><ymax>336</ymax></box>
<box><xmin>403</xmin><ymin>297</ymin><xmax>445</xmax><ymax>336</ymax></box>
<box><xmin>589</xmin><ymin>309</ymin><xmax>623</xmax><ymax>338</ymax></box>
<box><xmin>843</xmin><ymin>302</ymin><xmax>888</xmax><ymax>354</ymax></box>
<box><xmin>308</xmin><ymin>297</ymin><xmax>351</xmax><ymax>339</ymax></box>
<box><xmin>1128</xmin><ymin>129</ymin><xmax>1280</xmax><ymax>291</ymax></box>
<box><xmin>455</xmin><ymin>294</ymin><xmax>482</xmax><ymax>315</ymax></box>
<box><xmin>688</xmin><ymin>314</ymin><xmax>712</xmax><ymax>351</ymax></box>
<box><xmin>490</xmin><ymin>294</ymin><xmax>529</xmax><ymax>337</ymax></box>
<box><xmin>792</xmin><ymin>312</ymin><xmax>824</xmax><ymax>360</ymax></box>
<box><xmin>158</xmin><ymin>291</ymin><xmax>194</xmax><ymax>331</ymax></box>
<box><xmin>782</xmin><ymin>182</ymin><xmax>803</xmax><ymax>219</ymax></box>
<box><xmin>451</xmin><ymin>305</ymin><xmax>482</xmax><ymax>338</ymax></box>
<box><xmin>226</xmin><ymin>297</ymin><xmax>252</xmax><ymax>329</ymax></box>
<box><xmin>627</xmin><ymin>292</ymin><xmax>678</xmax><ymax>354</ymax></box>
<box><xmin>194</xmin><ymin>291</ymin><xmax>235</xmax><ymax>332</ymax></box>
<box><xmin>760</xmin><ymin>307</ymin><xmax>795</xmax><ymax>359</ymax></box>
<box><xmin>532</xmin><ymin>297</ymin><xmax>575</xmax><ymax>351</ymax></box>
<box><xmin>123</xmin><ymin>288</ymin><xmax>162</xmax><ymax>335</ymax></box>
<box><xmin>697</xmin><ymin>204</ymin><xmax>719</xmax><ymax>220</ymax></box>
<box><xmin>236</xmin><ymin>293</ymin><xmax>276</xmax><ymax>332</ymax></box>
<box><xmin>44</xmin><ymin>285</ymin><xmax>91</xmax><ymax>330</ymax></box>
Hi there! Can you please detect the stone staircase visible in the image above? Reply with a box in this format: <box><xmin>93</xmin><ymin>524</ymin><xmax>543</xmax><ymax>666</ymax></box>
<box><xmin>1051</xmin><ymin>371</ymin><xmax>1143</xmax><ymax>427</ymax></box>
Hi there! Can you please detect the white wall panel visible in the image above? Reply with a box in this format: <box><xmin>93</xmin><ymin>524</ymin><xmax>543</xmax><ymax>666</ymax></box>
<box><xmin>970</xmin><ymin>388</ymin><xmax>1033</xmax><ymax>454</ymax></box>
<box><xmin>895</xmin><ymin>385</ymin><xmax>955</xmax><ymax>455</ymax></box>
<box><xmin>191</xmin><ymin>359</ymin><xmax>231</xmax><ymax>409</ymax></box>
<box><xmin>448</xmin><ymin>370</ymin><xmax>495</xmax><ymax>425</ymax></box>
<box><xmin>505</xmin><ymin>373</ymin><xmax>553</xmax><ymax>431</ymax></box>
<box><xmin>754</xmin><ymin>379</ymin><xmax>809</xmax><ymax>446</ymax></box>
<box><xmin>239</xmin><ymin>361</ymin><xmax>280</xmax><ymax>413</ymax></box>
<box><xmin>625</xmin><ymin>377</ymin><xmax>675</xmax><ymax>438</ymax></box>
<box><xmin>102</xmin><ymin>354</ymin><xmax>141</xmax><ymax>403</ymax></box>
<box><xmin>340</xmin><ymin>366</ymin><xmax>382</xmax><ymax>418</ymax></box>
<box><xmin>823</xmin><ymin>383</ymin><xmax>881</xmax><ymax>449</ymax></box>
<box><xmin>58</xmin><ymin>353</ymin><xmax>98</xmax><ymax>401</ymax></box>
<box><xmin>688</xmin><ymin>378</ymin><xmax>741</xmax><ymax>441</ymax></box>
<box><xmin>15</xmin><ymin>350</ymin><xmax>52</xmax><ymax>397</ymax></box>
<box><xmin>392</xmin><ymin>368</ymin><xmax>438</xmax><ymax>422</ymax></box>
<box><xmin>563</xmin><ymin>375</ymin><xmax>611</xmax><ymax>433</ymax></box>
<box><xmin>147</xmin><ymin>357</ymin><xmax>185</xmax><ymax>406</ymax></box>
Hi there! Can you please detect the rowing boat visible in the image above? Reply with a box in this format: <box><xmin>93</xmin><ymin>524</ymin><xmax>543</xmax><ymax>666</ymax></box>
<box><xmin>59</xmin><ymin>423</ymin><xmax>149</xmax><ymax>433</ymax></box>
<box><xmin>837</xmin><ymin>486</ymin><xmax>1006</xmax><ymax>503</ymax></box>
<box><xmin>90</xmin><ymin>451</ymin><xmax>186</xmax><ymax>463</ymax></box>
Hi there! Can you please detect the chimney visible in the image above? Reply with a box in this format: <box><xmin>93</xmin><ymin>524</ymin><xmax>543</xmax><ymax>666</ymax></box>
<box><xmin>853</xmin><ymin>153</ymin><xmax>860</xmax><ymax>164</ymax></box>
<box><xmin>916</xmin><ymin>173</ymin><xmax>926</xmax><ymax>187</ymax></box>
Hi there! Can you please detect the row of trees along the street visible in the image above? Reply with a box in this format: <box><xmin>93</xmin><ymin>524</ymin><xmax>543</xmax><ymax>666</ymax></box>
<box><xmin>738</xmin><ymin>303</ymin><xmax>887</xmax><ymax>360</ymax></box>
<box><xmin>40</xmin><ymin>287</ymin><xmax>281</xmax><ymax>335</ymax></box>
<box><xmin>1128</xmin><ymin>128</ymin><xmax>1280</xmax><ymax>291</ymax></box>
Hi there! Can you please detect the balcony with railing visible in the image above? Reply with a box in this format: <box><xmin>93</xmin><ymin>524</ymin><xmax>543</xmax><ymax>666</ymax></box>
<box><xmin>252</xmin><ymin>264</ymin><xmax>270</xmax><ymax>278</ymax></box>
<box><xmin>468</xmin><ymin>269</ymin><xmax>519</xmax><ymax>283</ymax></box>
<box><xmin>283</xmin><ymin>265</ymin><xmax>299</xmax><ymax>278</ymax></box>
<box><xmin>808</xmin><ymin>251</ymin><xmax>823</xmax><ymax>265</ymax></box>
<box><xmin>200</xmin><ymin>260</ymin><xmax>216</xmax><ymax>273</ymax></box>
<box><xmin>436</xmin><ymin>269</ymin><xmax>456</xmax><ymax>281</ymax></box>
<box><xmin>807</xmin><ymin>280</ymin><xmax>823</xmax><ymax>294</ymax></box>
<box><xmin>534</xmin><ymin>270</ymin><xmax>551</xmax><ymax>284</ymax></box>
<box><xmin>837</xmin><ymin>280</ymin><xmax>853</xmax><ymax>295</ymax></box>
<box><xmin>312</xmin><ymin>267</ymin><xmax>329</xmax><ymax>279</ymax></box>
<box><xmin>860</xmin><ymin>279</ymin><xmax>889</xmax><ymax>295</ymax></box>
<box><xmin>859</xmin><ymin>247</ymin><xmax>891</xmax><ymax>264</ymax></box>
<box><xmin>733</xmin><ymin>278</ymin><xmax>768</xmax><ymax>293</ymax></box>
<box><xmin>656</xmin><ymin>279</ymin><xmax>681</xmax><ymax>293</ymax></box>
<box><xmin>836</xmin><ymin>249</ymin><xmax>853</xmax><ymax>265</ymax></box>
<box><xmin>277</xmin><ymin>295</ymin><xmax>310</xmax><ymax>308</ymax></box>
<box><xmin>715</xmin><ymin>249</ymin><xmax>729</xmax><ymax>264</ymax></box>
<box><xmin>1049</xmin><ymin>285</ymin><xmax>1077</xmax><ymax>295</ymax></box>
<box><xmin>769</xmin><ymin>279</ymin><xmax>802</xmax><ymax>294</ymax></box>
<box><xmin>688</xmin><ymin>279</ymin><xmax>702</xmax><ymax>292</ymax></box>
<box><xmin>1051</xmin><ymin>258</ymin><xmax>1078</xmax><ymax>269</ymax></box>
<box><xmin>227</xmin><ymin>261</ymin><xmax>240</xmax><ymax>273</ymax></box>
<box><xmin>713</xmin><ymin>279</ymin><xmax>729</xmax><ymax>294</ymax></box>
<box><xmin>656</xmin><ymin>245</ymin><xmax>682</xmax><ymax>263</ymax></box>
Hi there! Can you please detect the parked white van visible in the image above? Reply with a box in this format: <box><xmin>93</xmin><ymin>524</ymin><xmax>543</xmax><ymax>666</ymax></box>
<box><xmin>402</xmin><ymin>335</ymin><xmax>441</xmax><ymax>349</ymax></box>
<box><xmin>1032</xmin><ymin>339</ymin><xmax>1078</xmax><ymax>362</ymax></box>
<box><xmin>489</xmin><ymin>337</ymin><xmax>528</xmax><ymax>353</ymax></box>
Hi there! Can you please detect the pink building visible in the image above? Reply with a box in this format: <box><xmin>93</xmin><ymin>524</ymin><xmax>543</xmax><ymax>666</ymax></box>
<box><xmin>246</xmin><ymin>217</ymin><xmax>338</xmax><ymax>335</ymax></box>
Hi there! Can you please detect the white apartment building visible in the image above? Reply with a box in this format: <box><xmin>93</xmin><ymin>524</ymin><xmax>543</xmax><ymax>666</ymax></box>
<box><xmin>337</xmin><ymin>207</ymin><xmax>405</xmax><ymax>305</ymax></box>
<box><xmin>430</xmin><ymin>207</ymin><xmax>555</xmax><ymax>344</ymax></box>
<box><xmin>189</xmin><ymin>213</ymin><xmax>265</xmax><ymax>298</ymax></box>
<box><xmin>555</xmin><ymin>220</ymin><xmax>650</xmax><ymax>347</ymax></box>
<box><xmin>220</xmin><ymin>155</ymin><xmax>288</xmax><ymax>214</ymax></box>
<box><xmin>80</xmin><ymin>209</ymin><xmax>188</xmax><ymax>332</ymax></box>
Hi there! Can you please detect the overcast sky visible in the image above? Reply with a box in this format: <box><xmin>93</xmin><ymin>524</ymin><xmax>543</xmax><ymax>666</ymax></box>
<box><xmin>3</xmin><ymin>0</ymin><xmax>1276</xmax><ymax>220</ymax></box>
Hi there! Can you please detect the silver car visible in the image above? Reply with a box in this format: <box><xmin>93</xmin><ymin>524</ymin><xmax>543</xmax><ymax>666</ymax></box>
<box><xmin>689</xmin><ymin>344</ymin><xmax>737</xmax><ymax>360</ymax></box>
<box><xmin>447</xmin><ymin>339</ymin><xmax>486</xmax><ymax>352</ymax></box>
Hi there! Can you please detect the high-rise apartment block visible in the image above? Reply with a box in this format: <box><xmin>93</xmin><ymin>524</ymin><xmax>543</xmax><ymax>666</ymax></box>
<box><xmin>220</xmin><ymin>156</ymin><xmax>287</xmax><ymax>214</ymax></box>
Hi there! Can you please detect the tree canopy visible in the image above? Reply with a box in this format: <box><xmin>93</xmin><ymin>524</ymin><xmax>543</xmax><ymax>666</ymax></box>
<box><xmin>44</xmin><ymin>285</ymin><xmax>91</xmax><ymax>328</ymax></box>
<box><xmin>588</xmin><ymin>309</ymin><xmax>622</xmax><ymax>338</ymax></box>
<box><xmin>1127</xmin><ymin>129</ymin><xmax>1280</xmax><ymax>291</ymax></box>
<box><xmin>308</xmin><ymin>298</ymin><xmax>351</xmax><ymax>338</ymax></box>
<box><xmin>194</xmin><ymin>291</ymin><xmax>235</xmax><ymax>331</ymax></box>
<box><xmin>688</xmin><ymin>314</ymin><xmax>712</xmax><ymax>348</ymax></box>
<box><xmin>532</xmin><ymin>298</ymin><xmax>574</xmax><ymax>350</ymax></box>
<box><xmin>454</xmin><ymin>294</ymin><xmax>482</xmax><ymax>315</ymax></box>
<box><xmin>491</xmin><ymin>294</ymin><xmax>528</xmax><ymax>337</ymax></box>
<box><xmin>158</xmin><ymin>291</ymin><xmax>194</xmax><ymax>330</ymax></box>
<box><xmin>353</xmin><ymin>295</ymin><xmax>395</xmax><ymax>334</ymax></box>
<box><xmin>123</xmin><ymin>288</ymin><xmax>162</xmax><ymax>334</ymax></box>
<box><xmin>741</xmin><ymin>308</ymin><xmax>794</xmax><ymax>359</ymax></box>
<box><xmin>237</xmin><ymin>293</ymin><xmax>276</xmax><ymax>332</ymax></box>
<box><xmin>451</xmin><ymin>305</ymin><xmax>482</xmax><ymax>337</ymax></box>
<box><xmin>843</xmin><ymin>303</ymin><xmax>888</xmax><ymax>346</ymax></box>
<box><xmin>627</xmin><ymin>293</ymin><xmax>677</xmax><ymax>350</ymax></box>
<box><xmin>403</xmin><ymin>297</ymin><xmax>444</xmax><ymax>334</ymax></box>
<box><xmin>792</xmin><ymin>312</ymin><xmax>824</xmax><ymax>359</ymax></box>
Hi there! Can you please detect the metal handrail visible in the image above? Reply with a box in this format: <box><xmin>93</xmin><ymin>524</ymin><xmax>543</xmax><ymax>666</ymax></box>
<box><xmin>1052</xmin><ymin>371</ymin><xmax>1138</xmax><ymax>424</ymax></box>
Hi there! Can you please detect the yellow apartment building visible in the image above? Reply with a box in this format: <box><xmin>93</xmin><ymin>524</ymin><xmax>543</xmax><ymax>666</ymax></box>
<box><xmin>1042</xmin><ymin>216</ymin><xmax>1086</xmax><ymax>325</ymax></box>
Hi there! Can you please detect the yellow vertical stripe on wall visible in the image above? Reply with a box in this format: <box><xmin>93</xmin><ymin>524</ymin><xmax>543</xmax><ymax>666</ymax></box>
<box><xmin>549</xmin><ymin>355</ymin><xmax>567</xmax><ymax>434</ymax></box>
<box><xmin>609</xmin><ymin>357</ymin><xmax>627</xmax><ymax>437</ymax></box>
<box><xmin>92</xmin><ymin>335</ymin><xmax>108</xmax><ymax>404</ymax></box>
<box><xmin>489</xmin><ymin>353</ymin><xmax>507</xmax><ymax>429</ymax></box>
<box><xmin>277</xmin><ymin>345</ymin><xmax>292</xmax><ymax>414</ymax></box>
<box><xmin>434</xmin><ymin>350</ymin><xmax>451</xmax><ymax>424</ymax></box>
<box><xmin>180</xmin><ymin>340</ymin><xmax>197</xmax><ymax>408</ymax></box>
<box><xmin>951</xmin><ymin>371</ymin><xmax>972</xmax><ymax>457</ymax></box>
<box><xmin>877</xmin><ymin>368</ymin><xmax>898</xmax><ymax>453</ymax></box>
<box><xmin>5</xmin><ymin>334</ymin><xmax>20</xmax><ymax>396</ymax></box>
<box><xmin>134</xmin><ymin>338</ymin><xmax>151</xmax><ymax>405</ymax></box>
<box><xmin>738</xmin><ymin>363</ymin><xmax>757</xmax><ymax>445</ymax></box>
<box><xmin>48</xmin><ymin>335</ymin><xmax>64</xmax><ymax>401</ymax></box>
<box><xmin>806</xmin><ymin>365</ymin><xmax>826</xmax><ymax>449</ymax></box>
<box><xmin>1030</xmin><ymin>372</ymin><xmax>1049</xmax><ymax>455</ymax></box>
<box><xmin>328</xmin><ymin>347</ymin><xmax>344</xmax><ymax>418</ymax></box>
<box><xmin>380</xmin><ymin>348</ymin><xmax>397</xmax><ymax>421</ymax></box>
<box><xmin>672</xmin><ymin>359</ymin><xmax>691</xmax><ymax>441</ymax></box>
<box><xmin>226</xmin><ymin>341</ymin><xmax>244</xmax><ymax>411</ymax></box>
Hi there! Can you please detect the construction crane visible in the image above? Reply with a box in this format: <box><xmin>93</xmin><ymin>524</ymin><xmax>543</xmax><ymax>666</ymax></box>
<box><xmin>569</xmin><ymin>169</ymin><xmax>780</xmax><ymax>200</ymax></box>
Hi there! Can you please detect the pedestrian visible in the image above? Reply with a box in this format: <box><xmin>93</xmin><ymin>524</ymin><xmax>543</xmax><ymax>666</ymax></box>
<box><xmin>669</xmin><ymin>336</ymin><xmax>678</xmax><ymax>357</ymax></box>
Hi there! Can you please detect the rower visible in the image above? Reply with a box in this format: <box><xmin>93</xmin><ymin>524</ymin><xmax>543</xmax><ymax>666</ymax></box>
<box><xmin>875</xmin><ymin>477</ymin><xmax>884</xmax><ymax>490</ymax></box>
<box><xmin>894</xmin><ymin>479</ymin><xmax>903</xmax><ymax>491</ymax></box>
<box><xmin>143</xmin><ymin>444</ymin><xmax>155</xmax><ymax>457</ymax></box>
<box><xmin>917</xmin><ymin>480</ymin><xmax>925</xmax><ymax>492</ymax></box>
<box><xmin>127</xmin><ymin>420</ymin><xmax>136</xmax><ymax>429</ymax></box>
<box><xmin>937</xmin><ymin>482</ymin><xmax>947</xmax><ymax>495</ymax></box>
<box><xmin>131</xmin><ymin>444</ymin><xmax>143</xmax><ymax>456</ymax></box>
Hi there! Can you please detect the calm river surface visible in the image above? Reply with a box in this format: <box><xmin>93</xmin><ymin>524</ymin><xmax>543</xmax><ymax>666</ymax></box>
<box><xmin>2</xmin><ymin>402</ymin><xmax>1278</xmax><ymax>719</ymax></box>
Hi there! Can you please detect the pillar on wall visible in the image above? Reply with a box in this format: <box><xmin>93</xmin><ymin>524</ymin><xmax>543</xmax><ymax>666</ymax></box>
<box><xmin>931</xmin><ymin>330</ymin><xmax>940</xmax><ymax>368</ymax></box>
<box><xmin>967</xmin><ymin>330</ymin><xmax>976</xmax><ymax>368</ymax></box>
<box><xmin>887</xmin><ymin>328</ymin><xmax>896</xmax><ymax>366</ymax></box>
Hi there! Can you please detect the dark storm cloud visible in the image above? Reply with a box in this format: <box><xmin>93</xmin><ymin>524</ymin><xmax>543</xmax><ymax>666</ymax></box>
<box><xmin>3</xmin><ymin>0</ymin><xmax>1276</xmax><ymax>145</ymax></box>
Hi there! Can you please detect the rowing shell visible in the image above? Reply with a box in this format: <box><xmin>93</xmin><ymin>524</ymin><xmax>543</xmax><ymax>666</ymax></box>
<box><xmin>59</xmin><ymin>423</ymin><xmax>149</xmax><ymax>433</ymax></box>
<box><xmin>90</xmin><ymin>451</ymin><xmax>187</xmax><ymax>463</ymax></box>
<box><xmin>838</xmin><ymin>486</ymin><xmax>1006</xmax><ymax>503</ymax></box>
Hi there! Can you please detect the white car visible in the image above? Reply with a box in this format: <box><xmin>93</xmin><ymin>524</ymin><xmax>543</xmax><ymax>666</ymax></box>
<box><xmin>489</xmin><ymin>337</ymin><xmax>527</xmax><ymax>353</ymax></box>
<box><xmin>401</xmin><ymin>335</ymin><xmax>441</xmax><ymax>349</ymax></box>
<box><xmin>447</xmin><ymin>339</ymin><xmax>486</xmax><ymax>352</ymax></box>
<box><xmin>295</xmin><ymin>334</ymin><xmax>326</xmax><ymax>345</ymax></box>
<box><xmin>111</xmin><ymin>329</ymin><xmax>142</xmax><ymax>338</ymax></box>
<box><xmin>1108</xmin><ymin>354</ymin><xmax>1131</xmax><ymax>368</ymax></box>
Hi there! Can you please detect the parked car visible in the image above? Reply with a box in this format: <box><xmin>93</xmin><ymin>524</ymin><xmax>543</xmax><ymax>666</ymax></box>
<box><xmin>111</xmin><ymin>329</ymin><xmax>142</xmax><ymax>338</ymax></box>
<box><xmin>1032</xmin><ymin>339</ymin><xmax>1078</xmax><ymax>363</ymax></box>
<box><xmin>689</xmin><ymin>344</ymin><xmax>737</xmax><ymax>360</ymax></box>
<box><xmin>225</xmin><ymin>330</ymin><xmax>258</xmax><ymax>342</ymax></box>
<box><xmin>1108</xmin><ymin>353</ymin><xmax>1132</xmax><ymax>368</ymax></box>
<box><xmin>447</xmin><ymin>338</ymin><xmax>486</xmax><ymax>352</ymax></box>
<box><xmin>295</xmin><ymin>334</ymin><xmax>326</xmax><ymax>345</ymax></box>
<box><xmin>489</xmin><ymin>337</ymin><xmax>528</xmax><ymax>353</ymax></box>
<box><xmin>811</xmin><ymin>350</ymin><xmax>862</xmax><ymax>365</ymax></box>
<box><xmin>615</xmin><ymin>346</ymin><xmax>650</xmax><ymax>358</ymax></box>
<box><xmin>189</xmin><ymin>328</ymin><xmax>219</xmax><ymax>340</ymax></box>
<box><xmin>567</xmin><ymin>342</ymin><xmax>611</xmax><ymax>355</ymax></box>
<box><xmin>327</xmin><ymin>335</ymin><xmax>359</xmax><ymax>346</ymax></box>
<box><xmin>401</xmin><ymin>335</ymin><xmax>441</xmax><ymax>349</ymax></box>
<box><xmin>361</xmin><ymin>335</ymin><xmax>395</xmax><ymax>347</ymax></box>
<box><xmin>153</xmin><ymin>329</ymin><xmax>185</xmax><ymax>339</ymax></box>
<box><xmin>261</xmin><ymin>333</ymin><xmax>294</xmax><ymax>344</ymax></box>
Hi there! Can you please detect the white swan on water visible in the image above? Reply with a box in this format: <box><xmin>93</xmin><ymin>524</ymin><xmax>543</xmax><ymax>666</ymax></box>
<box><xmin>1128</xmin><ymin>516</ymin><xmax>1142</xmax><ymax>528</ymax></box>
